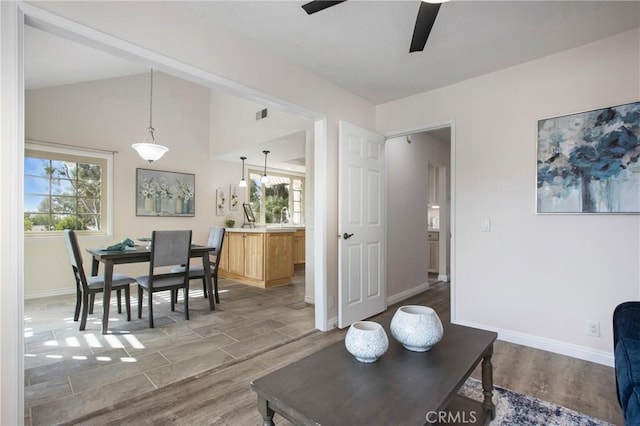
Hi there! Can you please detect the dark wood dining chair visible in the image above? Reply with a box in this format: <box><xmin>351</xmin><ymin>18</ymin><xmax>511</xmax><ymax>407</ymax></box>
<box><xmin>171</xmin><ymin>227</ymin><xmax>225</xmax><ymax>304</ymax></box>
<box><xmin>63</xmin><ymin>229</ymin><xmax>133</xmax><ymax>331</ymax></box>
<box><xmin>136</xmin><ymin>230</ymin><xmax>192</xmax><ymax>328</ymax></box>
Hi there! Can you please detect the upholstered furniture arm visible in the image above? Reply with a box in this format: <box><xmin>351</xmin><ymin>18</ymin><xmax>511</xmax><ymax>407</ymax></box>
<box><xmin>614</xmin><ymin>302</ymin><xmax>640</xmax><ymax>345</ymax></box>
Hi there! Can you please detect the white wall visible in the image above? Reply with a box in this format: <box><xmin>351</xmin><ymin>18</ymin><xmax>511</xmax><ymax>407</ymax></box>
<box><xmin>386</xmin><ymin>132</ymin><xmax>450</xmax><ymax>301</ymax></box>
<box><xmin>377</xmin><ymin>29</ymin><xmax>640</xmax><ymax>364</ymax></box>
<box><xmin>209</xmin><ymin>90</ymin><xmax>313</xmax><ymax>160</ymax></box>
<box><xmin>25</xmin><ymin>72</ymin><xmax>246</xmax><ymax>295</ymax></box>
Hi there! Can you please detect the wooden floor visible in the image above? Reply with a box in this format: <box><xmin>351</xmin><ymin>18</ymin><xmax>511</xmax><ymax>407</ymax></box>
<box><xmin>25</xmin><ymin>278</ymin><xmax>623</xmax><ymax>425</ymax></box>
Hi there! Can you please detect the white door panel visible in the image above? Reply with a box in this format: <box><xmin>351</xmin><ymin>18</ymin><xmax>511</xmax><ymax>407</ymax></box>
<box><xmin>338</xmin><ymin>121</ymin><xmax>386</xmax><ymax>328</ymax></box>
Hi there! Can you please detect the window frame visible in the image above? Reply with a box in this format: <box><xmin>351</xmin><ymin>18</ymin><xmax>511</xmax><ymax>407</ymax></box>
<box><xmin>248</xmin><ymin>168</ymin><xmax>305</xmax><ymax>225</ymax></box>
<box><xmin>24</xmin><ymin>141</ymin><xmax>113</xmax><ymax>237</ymax></box>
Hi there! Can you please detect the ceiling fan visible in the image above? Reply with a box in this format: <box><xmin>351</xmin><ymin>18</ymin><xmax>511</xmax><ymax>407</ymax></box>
<box><xmin>301</xmin><ymin>0</ymin><xmax>447</xmax><ymax>53</ymax></box>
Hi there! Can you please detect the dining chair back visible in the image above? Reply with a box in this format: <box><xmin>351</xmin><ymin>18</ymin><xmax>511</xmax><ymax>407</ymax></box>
<box><xmin>136</xmin><ymin>230</ymin><xmax>192</xmax><ymax>328</ymax></box>
<box><xmin>207</xmin><ymin>227</ymin><xmax>225</xmax><ymax>302</ymax></box>
<box><xmin>63</xmin><ymin>230</ymin><xmax>133</xmax><ymax>331</ymax></box>
<box><xmin>171</xmin><ymin>227</ymin><xmax>225</xmax><ymax>304</ymax></box>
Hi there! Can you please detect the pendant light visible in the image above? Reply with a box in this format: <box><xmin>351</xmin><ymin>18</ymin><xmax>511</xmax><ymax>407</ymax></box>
<box><xmin>261</xmin><ymin>150</ymin><xmax>270</xmax><ymax>184</ymax></box>
<box><xmin>132</xmin><ymin>68</ymin><xmax>169</xmax><ymax>163</ymax></box>
<box><xmin>239</xmin><ymin>156</ymin><xmax>248</xmax><ymax>188</ymax></box>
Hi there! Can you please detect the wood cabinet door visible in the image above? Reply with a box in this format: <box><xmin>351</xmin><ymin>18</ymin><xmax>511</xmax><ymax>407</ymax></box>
<box><xmin>227</xmin><ymin>233</ymin><xmax>245</xmax><ymax>276</ymax></box>
<box><xmin>266</xmin><ymin>234</ymin><xmax>293</xmax><ymax>280</ymax></box>
<box><xmin>293</xmin><ymin>231</ymin><xmax>305</xmax><ymax>265</ymax></box>
<box><xmin>219</xmin><ymin>238</ymin><xmax>229</xmax><ymax>272</ymax></box>
<box><xmin>244</xmin><ymin>233</ymin><xmax>264</xmax><ymax>280</ymax></box>
<box><xmin>428</xmin><ymin>240</ymin><xmax>439</xmax><ymax>273</ymax></box>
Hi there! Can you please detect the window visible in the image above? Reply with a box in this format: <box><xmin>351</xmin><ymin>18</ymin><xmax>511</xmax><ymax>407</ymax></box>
<box><xmin>248</xmin><ymin>170</ymin><xmax>304</xmax><ymax>225</ymax></box>
<box><xmin>24</xmin><ymin>142</ymin><xmax>112</xmax><ymax>235</ymax></box>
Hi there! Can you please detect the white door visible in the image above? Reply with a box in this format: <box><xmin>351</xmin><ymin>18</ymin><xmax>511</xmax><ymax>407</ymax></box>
<box><xmin>338</xmin><ymin>121</ymin><xmax>386</xmax><ymax>328</ymax></box>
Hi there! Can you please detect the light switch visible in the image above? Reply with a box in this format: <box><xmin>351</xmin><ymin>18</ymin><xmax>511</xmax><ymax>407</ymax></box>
<box><xmin>481</xmin><ymin>219</ymin><xmax>491</xmax><ymax>232</ymax></box>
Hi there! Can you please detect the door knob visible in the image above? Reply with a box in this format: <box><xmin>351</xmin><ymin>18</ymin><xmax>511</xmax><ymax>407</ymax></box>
<box><xmin>343</xmin><ymin>233</ymin><xmax>354</xmax><ymax>240</ymax></box>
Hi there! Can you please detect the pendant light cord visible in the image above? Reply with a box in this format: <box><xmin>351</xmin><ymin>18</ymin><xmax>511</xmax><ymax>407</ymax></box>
<box><xmin>263</xmin><ymin>150</ymin><xmax>270</xmax><ymax>174</ymax></box>
<box><xmin>148</xmin><ymin>69</ymin><xmax>155</xmax><ymax>142</ymax></box>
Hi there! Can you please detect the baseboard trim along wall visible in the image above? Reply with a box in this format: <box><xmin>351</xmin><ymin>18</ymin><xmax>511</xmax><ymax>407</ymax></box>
<box><xmin>327</xmin><ymin>316</ymin><xmax>339</xmax><ymax>330</ymax></box>
<box><xmin>386</xmin><ymin>282</ymin><xmax>431</xmax><ymax>307</ymax></box>
<box><xmin>25</xmin><ymin>287</ymin><xmax>75</xmax><ymax>300</ymax></box>
<box><xmin>453</xmin><ymin>319</ymin><xmax>614</xmax><ymax>367</ymax></box>
<box><xmin>437</xmin><ymin>274</ymin><xmax>450</xmax><ymax>282</ymax></box>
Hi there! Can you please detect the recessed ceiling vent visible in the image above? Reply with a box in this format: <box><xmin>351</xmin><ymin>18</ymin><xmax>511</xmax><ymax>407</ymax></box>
<box><xmin>256</xmin><ymin>108</ymin><xmax>268</xmax><ymax>121</ymax></box>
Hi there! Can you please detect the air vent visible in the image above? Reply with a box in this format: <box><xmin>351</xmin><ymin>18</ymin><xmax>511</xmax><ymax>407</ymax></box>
<box><xmin>256</xmin><ymin>108</ymin><xmax>268</xmax><ymax>121</ymax></box>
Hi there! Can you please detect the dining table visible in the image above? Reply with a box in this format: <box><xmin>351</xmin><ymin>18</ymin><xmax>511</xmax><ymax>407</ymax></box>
<box><xmin>86</xmin><ymin>244</ymin><xmax>216</xmax><ymax>334</ymax></box>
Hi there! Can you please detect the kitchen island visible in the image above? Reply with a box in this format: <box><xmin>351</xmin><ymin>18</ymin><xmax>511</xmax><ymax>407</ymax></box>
<box><xmin>219</xmin><ymin>227</ymin><xmax>300</xmax><ymax>288</ymax></box>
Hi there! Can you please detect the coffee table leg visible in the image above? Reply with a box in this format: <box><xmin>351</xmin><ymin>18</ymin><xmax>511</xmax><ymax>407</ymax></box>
<box><xmin>257</xmin><ymin>396</ymin><xmax>275</xmax><ymax>426</ymax></box>
<box><xmin>481</xmin><ymin>344</ymin><xmax>496</xmax><ymax>419</ymax></box>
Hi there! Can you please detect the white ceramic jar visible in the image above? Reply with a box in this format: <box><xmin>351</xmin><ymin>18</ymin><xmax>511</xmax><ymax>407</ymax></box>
<box><xmin>344</xmin><ymin>321</ymin><xmax>389</xmax><ymax>363</ymax></box>
<box><xmin>390</xmin><ymin>305</ymin><xmax>443</xmax><ymax>352</ymax></box>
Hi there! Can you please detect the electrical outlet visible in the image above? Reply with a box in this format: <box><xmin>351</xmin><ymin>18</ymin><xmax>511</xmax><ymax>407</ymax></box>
<box><xmin>586</xmin><ymin>320</ymin><xmax>600</xmax><ymax>337</ymax></box>
<box><xmin>328</xmin><ymin>295</ymin><xmax>335</xmax><ymax>309</ymax></box>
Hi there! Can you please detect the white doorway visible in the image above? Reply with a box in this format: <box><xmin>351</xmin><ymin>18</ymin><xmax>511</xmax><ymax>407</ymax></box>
<box><xmin>384</xmin><ymin>125</ymin><xmax>452</xmax><ymax>307</ymax></box>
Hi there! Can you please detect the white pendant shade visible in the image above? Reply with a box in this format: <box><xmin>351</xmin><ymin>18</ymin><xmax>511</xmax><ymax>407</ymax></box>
<box><xmin>132</xmin><ymin>141</ymin><xmax>169</xmax><ymax>163</ymax></box>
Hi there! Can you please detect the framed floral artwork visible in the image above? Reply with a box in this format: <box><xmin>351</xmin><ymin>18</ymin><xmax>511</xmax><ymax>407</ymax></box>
<box><xmin>229</xmin><ymin>185</ymin><xmax>239</xmax><ymax>211</ymax></box>
<box><xmin>537</xmin><ymin>101</ymin><xmax>640</xmax><ymax>213</ymax></box>
<box><xmin>136</xmin><ymin>168</ymin><xmax>195</xmax><ymax>217</ymax></box>
<box><xmin>216</xmin><ymin>187</ymin><xmax>226</xmax><ymax>216</ymax></box>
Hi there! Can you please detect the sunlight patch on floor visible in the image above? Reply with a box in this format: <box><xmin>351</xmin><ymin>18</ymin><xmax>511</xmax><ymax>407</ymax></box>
<box><xmin>123</xmin><ymin>334</ymin><xmax>145</xmax><ymax>349</ymax></box>
<box><xmin>65</xmin><ymin>337</ymin><xmax>81</xmax><ymax>347</ymax></box>
<box><xmin>84</xmin><ymin>333</ymin><xmax>102</xmax><ymax>348</ymax></box>
<box><xmin>104</xmin><ymin>334</ymin><xmax>124</xmax><ymax>348</ymax></box>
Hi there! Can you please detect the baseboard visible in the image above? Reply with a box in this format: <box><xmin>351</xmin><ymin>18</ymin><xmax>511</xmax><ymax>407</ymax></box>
<box><xmin>326</xmin><ymin>316</ymin><xmax>338</xmax><ymax>330</ymax></box>
<box><xmin>453</xmin><ymin>319</ymin><xmax>614</xmax><ymax>367</ymax></box>
<box><xmin>386</xmin><ymin>282</ymin><xmax>431</xmax><ymax>306</ymax></box>
<box><xmin>437</xmin><ymin>273</ymin><xmax>450</xmax><ymax>282</ymax></box>
<box><xmin>25</xmin><ymin>287</ymin><xmax>75</xmax><ymax>300</ymax></box>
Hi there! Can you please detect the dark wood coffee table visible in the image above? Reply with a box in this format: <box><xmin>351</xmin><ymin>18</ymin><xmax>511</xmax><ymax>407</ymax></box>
<box><xmin>250</xmin><ymin>320</ymin><xmax>497</xmax><ymax>425</ymax></box>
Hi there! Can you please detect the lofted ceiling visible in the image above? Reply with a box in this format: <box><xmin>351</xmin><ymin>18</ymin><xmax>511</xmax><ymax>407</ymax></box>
<box><xmin>25</xmin><ymin>1</ymin><xmax>640</xmax><ymax>105</ymax></box>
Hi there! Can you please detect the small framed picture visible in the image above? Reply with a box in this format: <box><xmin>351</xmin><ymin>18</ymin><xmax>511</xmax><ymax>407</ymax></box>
<box><xmin>216</xmin><ymin>187</ymin><xmax>226</xmax><ymax>216</ymax></box>
<box><xmin>230</xmin><ymin>185</ymin><xmax>239</xmax><ymax>211</ymax></box>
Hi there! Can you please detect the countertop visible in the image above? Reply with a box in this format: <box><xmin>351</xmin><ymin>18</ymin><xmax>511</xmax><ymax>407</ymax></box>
<box><xmin>225</xmin><ymin>226</ymin><xmax>304</xmax><ymax>234</ymax></box>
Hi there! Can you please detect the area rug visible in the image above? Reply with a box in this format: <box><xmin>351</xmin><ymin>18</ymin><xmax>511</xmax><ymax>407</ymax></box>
<box><xmin>459</xmin><ymin>378</ymin><xmax>614</xmax><ymax>426</ymax></box>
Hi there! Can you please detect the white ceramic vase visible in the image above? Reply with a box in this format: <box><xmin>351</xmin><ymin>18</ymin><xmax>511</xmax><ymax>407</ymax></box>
<box><xmin>390</xmin><ymin>305</ymin><xmax>443</xmax><ymax>352</ymax></box>
<box><xmin>344</xmin><ymin>321</ymin><xmax>389</xmax><ymax>363</ymax></box>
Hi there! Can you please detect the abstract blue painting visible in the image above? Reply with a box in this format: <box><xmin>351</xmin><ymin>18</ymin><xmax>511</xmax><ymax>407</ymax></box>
<box><xmin>537</xmin><ymin>101</ymin><xmax>640</xmax><ymax>213</ymax></box>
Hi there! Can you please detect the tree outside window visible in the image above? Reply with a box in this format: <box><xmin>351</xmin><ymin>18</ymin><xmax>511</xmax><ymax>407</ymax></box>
<box><xmin>24</xmin><ymin>145</ymin><xmax>108</xmax><ymax>233</ymax></box>
<box><xmin>248</xmin><ymin>170</ymin><xmax>304</xmax><ymax>225</ymax></box>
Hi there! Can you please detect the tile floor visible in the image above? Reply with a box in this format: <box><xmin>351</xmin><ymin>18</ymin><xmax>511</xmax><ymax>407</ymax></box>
<box><xmin>24</xmin><ymin>272</ymin><xmax>313</xmax><ymax>425</ymax></box>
